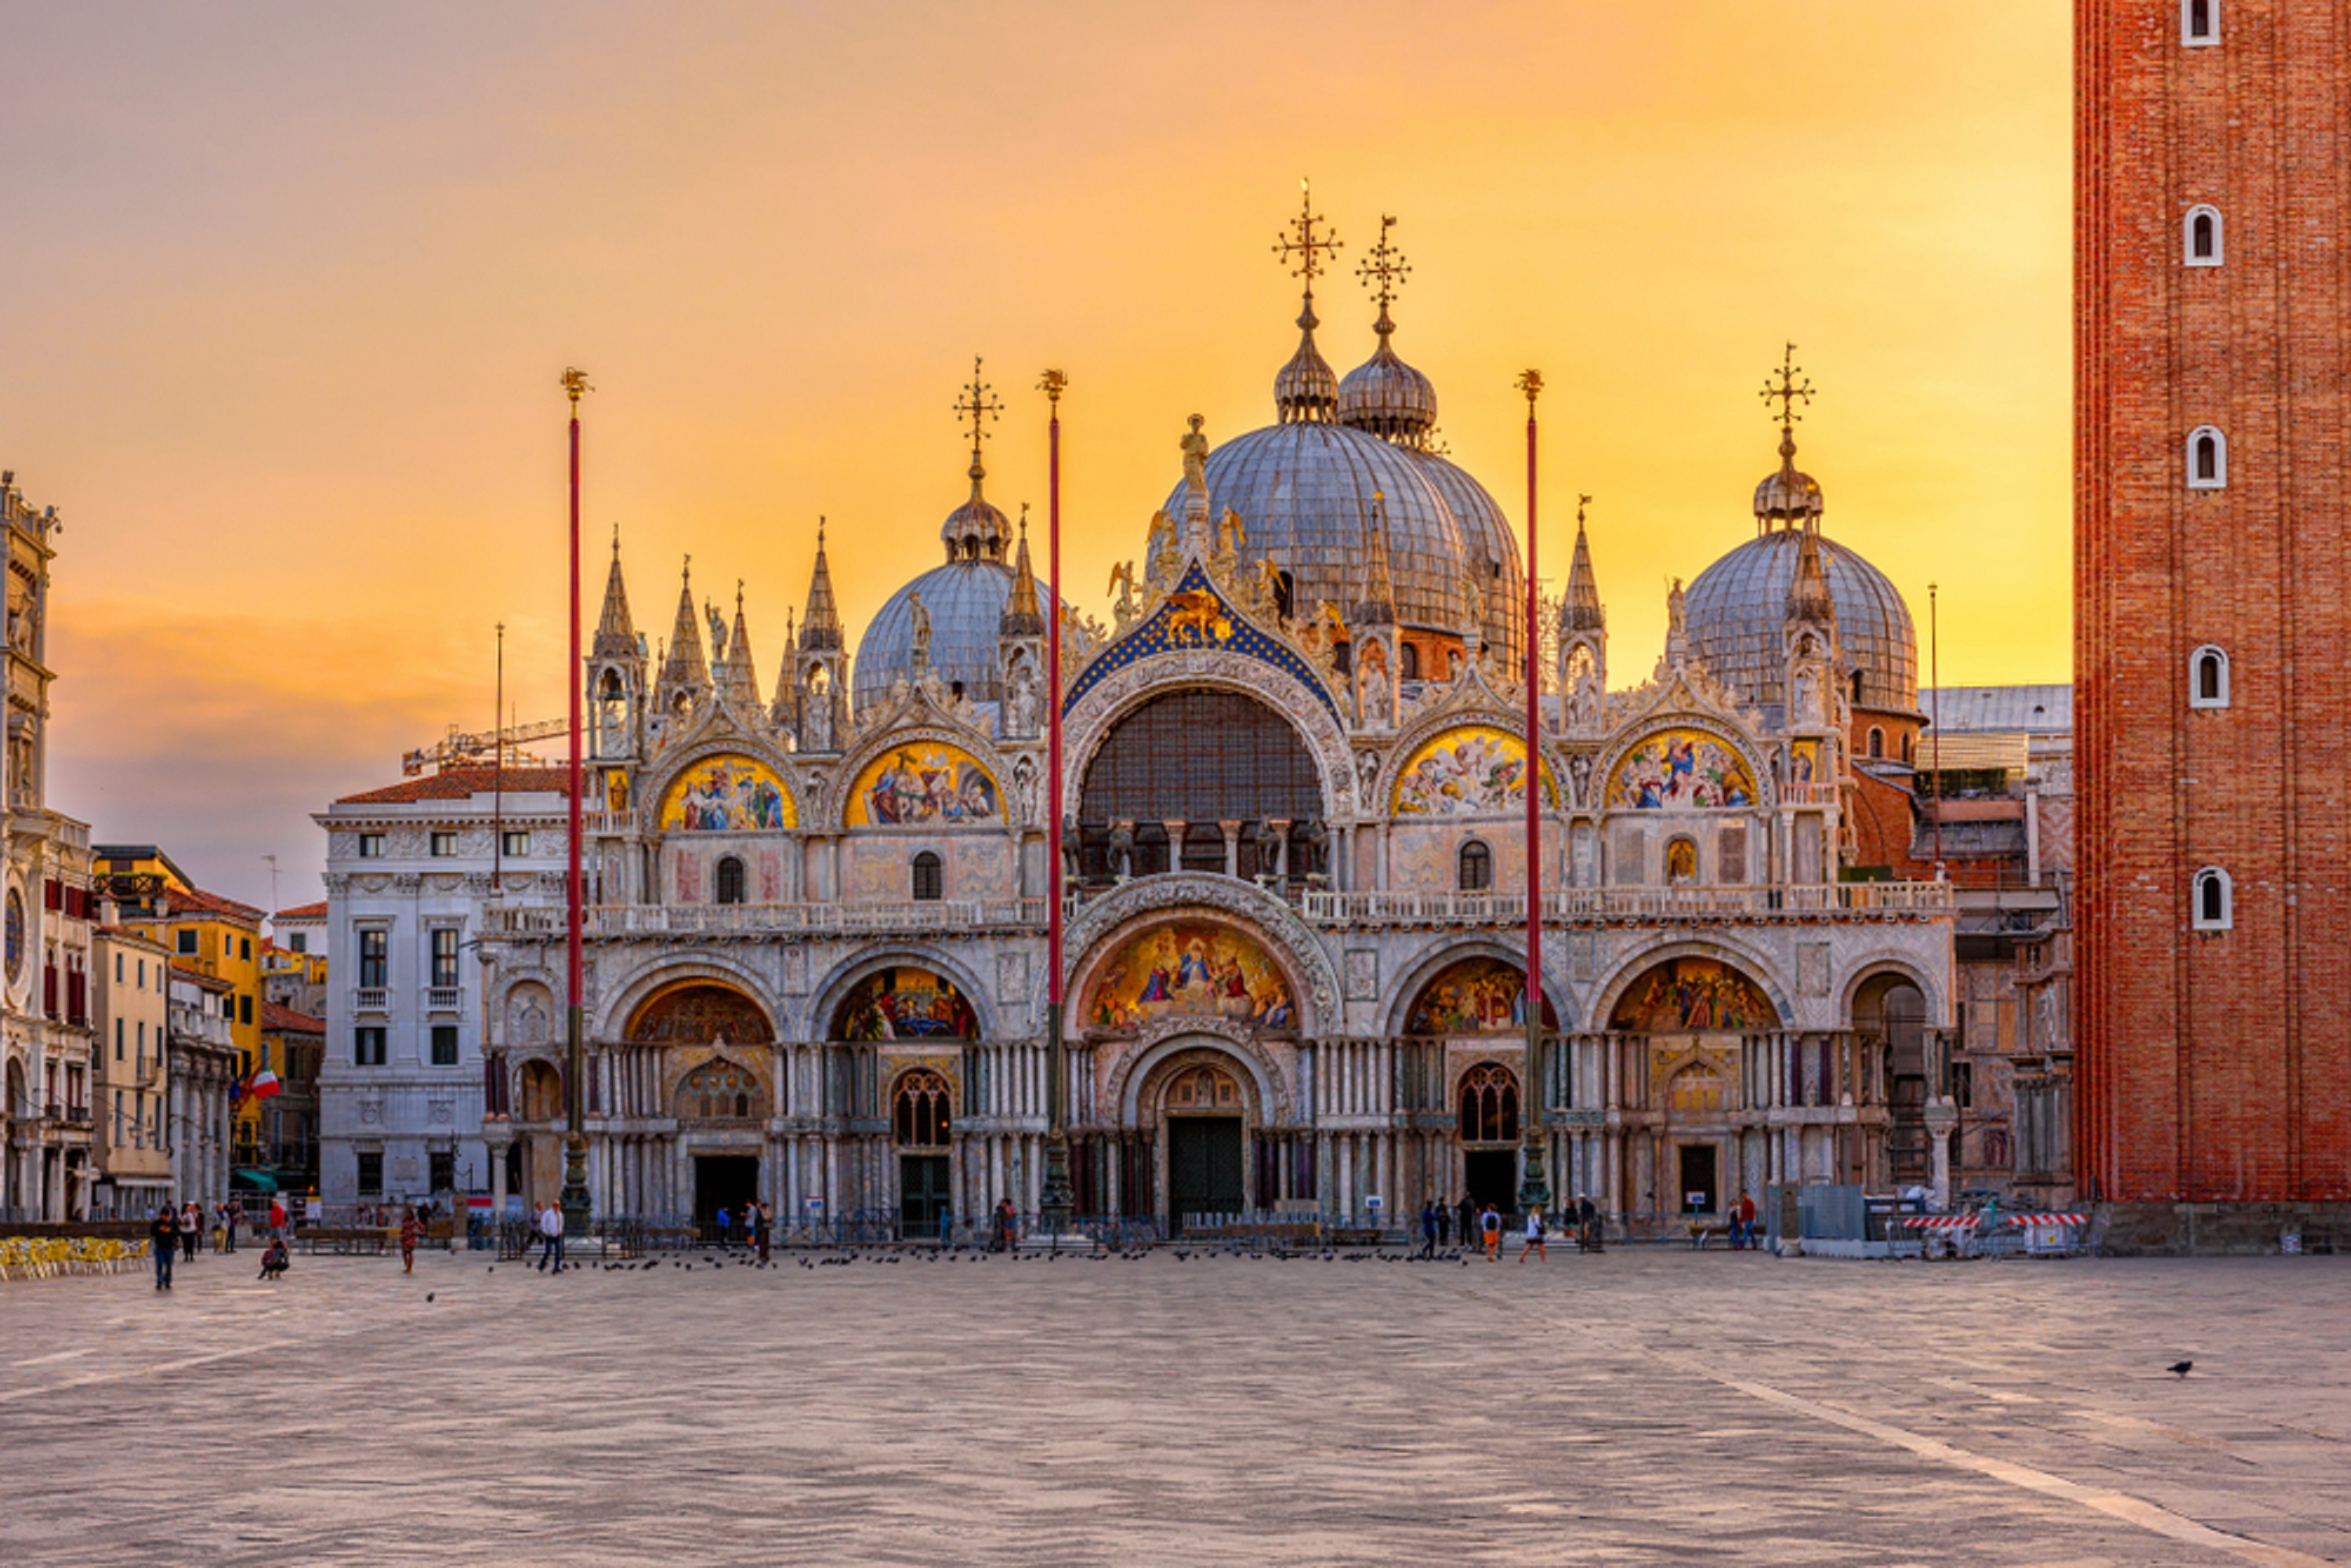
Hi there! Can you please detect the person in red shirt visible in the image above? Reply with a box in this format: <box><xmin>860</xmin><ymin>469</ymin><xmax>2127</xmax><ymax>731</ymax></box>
<box><xmin>1735</xmin><ymin>1190</ymin><xmax>1759</xmax><ymax>1250</ymax></box>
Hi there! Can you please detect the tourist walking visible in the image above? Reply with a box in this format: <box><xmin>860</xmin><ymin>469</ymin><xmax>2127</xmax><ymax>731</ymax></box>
<box><xmin>219</xmin><ymin>1200</ymin><xmax>239</xmax><ymax>1253</ymax></box>
<box><xmin>400</xmin><ymin>1206</ymin><xmax>421</xmax><ymax>1273</ymax></box>
<box><xmin>180</xmin><ymin>1201</ymin><xmax>202</xmax><ymax>1264</ymax></box>
<box><xmin>1435</xmin><ymin>1200</ymin><xmax>1453</xmax><ymax>1248</ymax></box>
<box><xmin>536</xmin><ymin>1200</ymin><xmax>565</xmax><ymax>1272</ymax></box>
<box><xmin>1520</xmin><ymin>1206</ymin><xmax>1546</xmax><ymax>1262</ymax></box>
<box><xmin>1577</xmin><ymin>1193</ymin><xmax>1602</xmax><ymax>1253</ymax></box>
<box><xmin>753</xmin><ymin>1201</ymin><xmax>772</xmax><ymax>1263</ymax></box>
<box><xmin>994</xmin><ymin>1197</ymin><xmax>1016</xmax><ymax>1252</ymax></box>
<box><xmin>714</xmin><ymin>1205</ymin><xmax>732</xmax><ymax>1248</ymax></box>
<box><xmin>150</xmin><ymin>1204</ymin><xmax>178</xmax><ymax>1291</ymax></box>
<box><xmin>1419</xmin><ymin>1200</ymin><xmax>1438</xmax><ymax>1258</ymax></box>
<box><xmin>268</xmin><ymin>1196</ymin><xmax>287</xmax><ymax>1238</ymax></box>
<box><xmin>1735</xmin><ymin>1190</ymin><xmax>1758</xmax><ymax>1251</ymax></box>
<box><xmin>1480</xmin><ymin>1204</ymin><xmax>1502</xmax><ymax>1262</ymax></box>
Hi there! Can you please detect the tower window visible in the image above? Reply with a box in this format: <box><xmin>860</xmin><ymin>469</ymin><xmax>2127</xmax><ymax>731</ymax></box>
<box><xmin>1458</xmin><ymin>839</ymin><xmax>1493</xmax><ymax>892</ymax></box>
<box><xmin>2190</xmin><ymin>645</ymin><xmax>2230</xmax><ymax>709</ymax></box>
<box><xmin>1867</xmin><ymin>726</ymin><xmax>1885</xmax><ymax>759</ymax></box>
<box><xmin>715</xmin><ymin>855</ymin><xmax>746</xmax><ymax>906</ymax></box>
<box><xmin>1400</xmin><ymin>642</ymin><xmax>1420</xmax><ymax>682</ymax></box>
<box><xmin>2184</xmin><ymin>205</ymin><xmax>2223</xmax><ymax>266</ymax></box>
<box><xmin>911</xmin><ymin>852</ymin><xmax>944</xmax><ymax>902</ymax></box>
<box><xmin>2188</xmin><ymin>426</ymin><xmax>2228</xmax><ymax>489</ymax></box>
<box><xmin>2192</xmin><ymin>866</ymin><xmax>2233</xmax><ymax>931</ymax></box>
<box><xmin>2182</xmin><ymin>0</ymin><xmax>2219</xmax><ymax>45</ymax></box>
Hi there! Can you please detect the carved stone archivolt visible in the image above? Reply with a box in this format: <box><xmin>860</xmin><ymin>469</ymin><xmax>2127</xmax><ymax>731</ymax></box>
<box><xmin>1060</xmin><ymin>657</ymin><xmax>1360</xmax><ymax>823</ymax></box>
<box><xmin>1056</xmin><ymin>872</ymin><xmax>1342</xmax><ymax>1037</ymax></box>
<box><xmin>1101</xmin><ymin>1019</ymin><xmax>1292</xmax><ymax>1127</ymax></box>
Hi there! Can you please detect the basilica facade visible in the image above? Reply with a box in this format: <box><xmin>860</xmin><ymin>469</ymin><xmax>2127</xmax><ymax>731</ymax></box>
<box><xmin>469</xmin><ymin>225</ymin><xmax>1956</xmax><ymax>1238</ymax></box>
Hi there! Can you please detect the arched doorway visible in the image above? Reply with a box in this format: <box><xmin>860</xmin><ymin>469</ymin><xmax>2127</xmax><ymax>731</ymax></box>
<box><xmin>675</xmin><ymin>1056</ymin><xmax>763</xmax><ymax>1237</ymax></box>
<box><xmin>515</xmin><ymin>1059</ymin><xmax>564</xmax><ymax>1208</ymax></box>
<box><xmin>1856</xmin><ymin>973</ymin><xmax>1930</xmax><ymax>1184</ymax></box>
<box><xmin>1456</xmin><ymin>1061</ymin><xmax>1520</xmax><ymax>1213</ymax></box>
<box><xmin>1610</xmin><ymin>956</ymin><xmax>1777</xmax><ymax>1221</ymax></box>
<box><xmin>1162</xmin><ymin>1062</ymin><xmax>1244</xmax><ymax>1235</ymax></box>
<box><xmin>893</xmin><ymin>1069</ymin><xmax>952</xmax><ymax>1240</ymax></box>
<box><xmin>1077</xmin><ymin>690</ymin><xmax>1324</xmax><ymax>882</ymax></box>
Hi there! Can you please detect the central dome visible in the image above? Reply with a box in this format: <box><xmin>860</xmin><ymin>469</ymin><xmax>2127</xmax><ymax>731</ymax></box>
<box><xmin>1159</xmin><ymin>422</ymin><xmax>1521</xmax><ymax>663</ymax></box>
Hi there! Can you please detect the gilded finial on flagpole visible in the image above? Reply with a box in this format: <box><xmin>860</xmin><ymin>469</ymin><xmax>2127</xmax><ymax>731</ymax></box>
<box><xmin>561</xmin><ymin>366</ymin><xmax>592</xmax><ymax>411</ymax></box>
<box><xmin>1038</xmin><ymin>368</ymin><xmax>1067</xmax><ymax>407</ymax></box>
<box><xmin>1516</xmin><ymin>368</ymin><xmax>1544</xmax><ymax>410</ymax></box>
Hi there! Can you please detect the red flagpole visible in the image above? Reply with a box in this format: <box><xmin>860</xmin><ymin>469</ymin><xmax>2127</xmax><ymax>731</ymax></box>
<box><xmin>560</xmin><ymin>367</ymin><xmax>591</xmax><ymax>1232</ymax></box>
<box><xmin>1518</xmin><ymin>368</ymin><xmax>1550</xmax><ymax>1218</ymax></box>
<box><xmin>1040</xmin><ymin>368</ymin><xmax>1072</xmax><ymax>1234</ymax></box>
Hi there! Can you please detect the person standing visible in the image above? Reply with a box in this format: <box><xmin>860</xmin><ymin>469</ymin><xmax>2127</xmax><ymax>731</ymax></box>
<box><xmin>223</xmin><ymin>1199</ymin><xmax>241</xmax><ymax>1253</ymax></box>
<box><xmin>1457</xmin><ymin>1194</ymin><xmax>1477</xmax><ymax>1251</ymax></box>
<box><xmin>994</xmin><ymin>1197</ymin><xmax>1016</xmax><ymax>1253</ymax></box>
<box><xmin>1480</xmin><ymin>1204</ymin><xmax>1502</xmax><ymax>1262</ymax></box>
<box><xmin>268</xmin><ymin>1196</ymin><xmax>287</xmax><ymax>1239</ymax></box>
<box><xmin>537</xmin><ymin>1200</ymin><xmax>564</xmax><ymax>1273</ymax></box>
<box><xmin>1577</xmin><ymin>1193</ymin><xmax>1601</xmax><ymax>1253</ymax></box>
<box><xmin>1419</xmin><ymin>1200</ymin><xmax>1439</xmax><ymax>1259</ymax></box>
<box><xmin>1736</xmin><ymin>1190</ymin><xmax>1758</xmax><ymax>1251</ymax></box>
<box><xmin>400</xmin><ymin>1206</ymin><xmax>421</xmax><ymax>1274</ymax></box>
<box><xmin>1435</xmin><ymin>1200</ymin><xmax>1453</xmax><ymax>1249</ymax></box>
<box><xmin>1519</xmin><ymin>1205</ymin><xmax>1546</xmax><ymax>1262</ymax></box>
<box><xmin>714</xmin><ymin>1205</ymin><xmax>731</xmax><ymax>1249</ymax></box>
<box><xmin>149</xmin><ymin>1204</ymin><xmax>179</xmax><ymax>1291</ymax></box>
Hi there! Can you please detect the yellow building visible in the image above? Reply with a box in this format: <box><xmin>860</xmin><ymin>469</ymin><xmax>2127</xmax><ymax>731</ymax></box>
<box><xmin>94</xmin><ymin>846</ymin><xmax>266</xmax><ymax>1175</ymax></box>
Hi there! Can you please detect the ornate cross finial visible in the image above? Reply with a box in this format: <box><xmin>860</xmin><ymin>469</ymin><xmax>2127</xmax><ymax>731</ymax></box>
<box><xmin>1356</xmin><ymin>214</ymin><xmax>1411</xmax><ymax>325</ymax></box>
<box><xmin>953</xmin><ymin>355</ymin><xmax>1004</xmax><ymax>473</ymax></box>
<box><xmin>1273</xmin><ymin>176</ymin><xmax>1343</xmax><ymax>300</ymax></box>
<box><xmin>1038</xmin><ymin>368</ymin><xmax>1067</xmax><ymax>407</ymax></box>
<box><xmin>560</xmin><ymin>366</ymin><xmax>592</xmax><ymax>410</ymax></box>
<box><xmin>1760</xmin><ymin>341</ymin><xmax>1814</xmax><ymax>437</ymax></box>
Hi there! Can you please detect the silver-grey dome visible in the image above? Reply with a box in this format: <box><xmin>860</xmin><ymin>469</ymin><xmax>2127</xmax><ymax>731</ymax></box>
<box><xmin>1410</xmin><ymin>448</ymin><xmax>1523</xmax><ymax>667</ymax></box>
<box><xmin>1158</xmin><ymin>421</ymin><xmax>1521</xmax><ymax>660</ymax></box>
<box><xmin>1338</xmin><ymin>336</ymin><xmax>1438</xmax><ymax>442</ymax></box>
<box><xmin>854</xmin><ymin>559</ymin><xmax>1016</xmax><ymax>709</ymax></box>
<box><xmin>1684</xmin><ymin>531</ymin><xmax>1918</xmax><ymax>713</ymax></box>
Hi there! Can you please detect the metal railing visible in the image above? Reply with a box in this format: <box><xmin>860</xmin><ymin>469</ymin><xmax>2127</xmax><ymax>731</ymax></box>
<box><xmin>1302</xmin><ymin>881</ymin><xmax>1953</xmax><ymax>926</ymax></box>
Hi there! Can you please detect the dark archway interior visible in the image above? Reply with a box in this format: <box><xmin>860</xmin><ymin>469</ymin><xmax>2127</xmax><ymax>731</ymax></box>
<box><xmin>1078</xmin><ymin>690</ymin><xmax>1324</xmax><ymax>881</ymax></box>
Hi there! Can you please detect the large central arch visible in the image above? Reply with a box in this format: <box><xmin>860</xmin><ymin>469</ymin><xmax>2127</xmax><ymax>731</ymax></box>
<box><xmin>1075</xmin><ymin>690</ymin><xmax>1324</xmax><ymax>878</ymax></box>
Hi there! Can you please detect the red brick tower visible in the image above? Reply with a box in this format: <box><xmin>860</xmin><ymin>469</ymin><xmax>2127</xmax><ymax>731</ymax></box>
<box><xmin>2078</xmin><ymin>0</ymin><xmax>2351</xmax><ymax>1209</ymax></box>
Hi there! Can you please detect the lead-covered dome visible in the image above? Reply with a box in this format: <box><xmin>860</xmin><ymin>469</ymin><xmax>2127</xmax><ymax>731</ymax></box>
<box><xmin>854</xmin><ymin>559</ymin><xmax>1016</xmax><ymax>708</ymax></box>
<box><xmin>1338</xmin><ymin>335</ymin><xmax>1437</xmax><ymax>441</ymax></box>
<box><xmin>1683</xmin><ymin>530</ymin><xmax>1918</xmax><ymax>714</ymax></box>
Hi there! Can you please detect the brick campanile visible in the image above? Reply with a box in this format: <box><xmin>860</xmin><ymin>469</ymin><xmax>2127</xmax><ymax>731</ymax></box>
<box><xmin>2078</xmin><ymin>0</ymin><xmax>2351</xmax><ymax>1204</ymax></box>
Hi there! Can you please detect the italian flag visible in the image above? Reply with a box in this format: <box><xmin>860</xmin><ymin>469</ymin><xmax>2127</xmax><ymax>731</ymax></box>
<box><xmin>248</xmin><ymin>1070</ymin><xmax>282</xmax><ymax>1100</ymax></box>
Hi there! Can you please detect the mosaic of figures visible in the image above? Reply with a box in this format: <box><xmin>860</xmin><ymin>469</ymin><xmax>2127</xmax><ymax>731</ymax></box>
<box><xmin>1404</xmin><ymin>957</ymin><xmax>1556</xmax><ymax>1036</ymax></box>
<box><xmin>1084</xmin><ymin>922</ymin><xmax>1295</xmax><ymax>1034</ymax></box>
<box><xmin>1607</xmin><ymin>730</ymin><xmax>1757</xmax><ymax>810</ymax></box>
<box><xmin>847</xmin><ymin>742</ymin><xmax>1002</xmax><ymax>827</ymax></box>
<box><xmin>1392</xmin><ymin>726</ymin><xmax>1557</xmax><ymax>817</ymax></box>
<box><xmin>660</xmin><ymin>755</ymin><xmax>796</xmax><ymax>832</ymax></box>
<box><xmin>628</xmin><ymin>982</ymin><xmax>773</xmax><ymax>1046</ymax></box>
<box><xmin>1610</xmin><ymin>959</ymin><xmax>1776</xmax><ymax>1032</ymax></box>
<box><xmin>1788</xmin><ymin>738</ymin><xmax>1823</xmax><ymax>786</ymax></box>
<box><xmin>834</xmin><ymin>965</ymin><xmax>979</xmax><ymax>1041</ymax></box>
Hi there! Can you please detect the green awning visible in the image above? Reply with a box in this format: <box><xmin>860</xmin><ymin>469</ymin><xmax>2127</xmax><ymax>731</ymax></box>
<box><xmin>231</xmin><ymin>1169</ymin><xmax>279</xmax><ymax>1192</ymax></box>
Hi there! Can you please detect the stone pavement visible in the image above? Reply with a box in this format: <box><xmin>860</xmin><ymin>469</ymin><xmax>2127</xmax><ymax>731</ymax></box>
<box><xmin>1</xmin><ymin>1244</ymin><xmax>2346</xmax><ymax>1566</ymax></box>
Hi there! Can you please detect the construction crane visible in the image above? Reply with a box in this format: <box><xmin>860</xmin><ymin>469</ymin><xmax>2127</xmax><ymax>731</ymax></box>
<box><xmin>402</xmin><ymin>718</ymin><xmax>570</xmax><ymax>777</ymax></box>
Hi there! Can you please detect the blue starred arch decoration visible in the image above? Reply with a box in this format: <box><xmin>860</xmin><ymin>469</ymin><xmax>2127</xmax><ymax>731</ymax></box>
<box><xmin>1060</xmin><ymin>563</ymin><xmax>1344</xmax><ymax>727</ymax></box>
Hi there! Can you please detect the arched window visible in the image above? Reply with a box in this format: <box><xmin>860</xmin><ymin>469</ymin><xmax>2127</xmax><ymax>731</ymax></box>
<box><xmin>2188</xmin><ymin>426</ymin><xmax>2228</xmax><ymax>489</ymax></box>
<box><xmin>1458</xmin><ymin>839</ymin><xmax>1493</xmax><ymax>891</ymax></box>
<box><xmin>893</xmin><ymin>1069</ymin><xmax>951</xmax><ymax>1146</ymax></box>
<box><xmin>1867</xmin><ymin>726</ymin><xmax>1885</xmax><ymax>759</ymax></box>
<box><xmin>2193</xmin><ymin>866</ymin><xmax>2233</xmax><ymax>931</ymax></box>
<box><xmin>714</xmin><ymin>856</ymin><xmax>746</xmax><ymax>905</ymax></box>
<box><xmin>1458</xmin><ymin>1063</ymin><xmax>1519</xmax><ymax>1143</ymax></box>
<box><xmin>911</xmin><ymin>851</ymin><xmax>944</xmax><ymax>902</ymax></box>
<box><xmin>2184</xmin><ymin>205</ymin><xmax>2223</xmax><ymax>266</ymax></box>
<box><xmin>1079</xmin><ymin>690</ymin><xmax>1321</xmax><ymax>879</ymax></box>
<box><xmin>1400</xmin><ymin>643</ymin><xmax>1421</xmax><ymax>681</ymax></box>
<box><xmin>1901</xmin><ymin>733</ymin><xmax>1915</xmax><ymax>763</ymax></box>
<box><xmin>2182</xmin><ymin>0</ymin><xmax>2219</xmax><ymax>45</ymax></box>
<box><xmin>2190</xmin><ymin>645</ymin><xmax>2230</xmax><ymax>709</ymax></box>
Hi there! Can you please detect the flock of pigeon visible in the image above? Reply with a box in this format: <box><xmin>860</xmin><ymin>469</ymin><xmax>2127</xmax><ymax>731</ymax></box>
<box><xmin>479</xmin><ymin>1244</ymin><xmax>1498</xmax><ymax>1276</ymax></box>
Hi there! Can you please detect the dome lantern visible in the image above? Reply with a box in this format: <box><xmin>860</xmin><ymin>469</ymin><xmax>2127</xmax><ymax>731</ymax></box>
<box><xmin>1752</xmin><ymin>342</ymin><xmax>1824</xmax><ymax>530</ymax></box>
<box><xmin>1271</xmin><ymin>179</ymin><xmax>1343</xmax><ymax>425</ymax></box>
<box><xmin>941</xmin><ymin>357</ymin><xmax>1010</xmax><ymax>563</ymax></box>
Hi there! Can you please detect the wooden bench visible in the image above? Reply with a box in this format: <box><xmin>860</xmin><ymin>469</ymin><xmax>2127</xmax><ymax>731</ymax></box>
<box><xmin>1687</xmin><ymin>1222</ymin><xmax>1732</xmax><ymax>1250</ymax></box>
<box><xmin>298</xmin><ymin>1227</ymin><xmax>389</xmax><ymax>1257</ymax></box>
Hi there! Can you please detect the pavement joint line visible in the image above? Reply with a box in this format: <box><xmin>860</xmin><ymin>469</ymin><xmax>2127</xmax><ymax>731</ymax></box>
<box><xmin>1456</xmin><ymin>1277</ymin><xmax>2333</xmax><ymax>1568</ymax></box>
<box><xmin>1647</xmin><ymin>1350</ymin><xmax>2331</xmax><ymax>1568</ymax></box>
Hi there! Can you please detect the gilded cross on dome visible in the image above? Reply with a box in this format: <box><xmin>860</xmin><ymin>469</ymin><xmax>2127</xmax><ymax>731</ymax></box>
<box><xmin>1273</xmin><ymin>177</ymin><xmax>1343</xmax><ymax>298</ymax></box>
<box><xmin>1759</xmin><ymin>342</ymin><xmax>1814</xmax><ymax>436</ymax></box>
<box><xmin>1355</xmin><ymin>215</ymin><xmax>1410</xmax><ymax>322</ymax></box>
<box><xmin>952</xmin><ymin>356</ymin><xmax>1004</xmax><ymax>473</ymax></box>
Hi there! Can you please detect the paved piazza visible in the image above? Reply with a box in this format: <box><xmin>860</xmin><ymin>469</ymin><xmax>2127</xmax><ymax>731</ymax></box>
<box><xmin>2</xmin><ymin>1248</ymin><xmax>2346</xmax><ymax>1566</ymax></box>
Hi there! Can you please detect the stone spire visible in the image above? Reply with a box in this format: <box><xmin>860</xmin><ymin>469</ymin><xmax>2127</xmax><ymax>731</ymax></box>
<box><xmin>799</xmin><ymin>520</ymin><xmax>843</xmax><ymax>652</ymax></box>
<box><xmin>658</xmin><ymin>557</ymin><xmax>709</xmax><ymax>689</ymax></box>
<box><xmin>719</xmin><ymin>583</ymin><xmax>761</xmax><ymax>712</ymax></box>
<box><xmin>1785</xmin><ymin>522</ymin><xmax>1837</xmax><ymax>625</ymax></box>
<box><xmin>1563</xmin><ymin>502</ymin><xmax>1605</xmax><ymax>633</ymax></box>
<box><xmin>1355</xmin><ymin>491</ymin><xmax>1397</xmax><ymax>625</ymax></box>
<box><xmin>593</xmin><ymin>526</ymin><xmax>637</xmax><ymax>658</ymax></box>
<box><xmin>1000</xmin><ymin>506</ymin><xmax>1045</xmax><ymax>636</ymax></box>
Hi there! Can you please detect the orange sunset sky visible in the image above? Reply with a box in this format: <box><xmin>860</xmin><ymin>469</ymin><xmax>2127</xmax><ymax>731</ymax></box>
<box><xmin>0</xmin><ymin>3</ymin><xmax>2071</xmax><ymax>907</ymax></box>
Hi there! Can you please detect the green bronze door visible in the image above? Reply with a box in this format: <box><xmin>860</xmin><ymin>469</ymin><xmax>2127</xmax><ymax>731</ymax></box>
<box><xmin>1168</xmin><ymin>1117</ymin><xmax>1244</xmax><ymax>1236</ymax></box>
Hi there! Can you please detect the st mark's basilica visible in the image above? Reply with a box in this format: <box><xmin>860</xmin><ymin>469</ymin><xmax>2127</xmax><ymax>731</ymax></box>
<box><xmin>471</xmin><ymin>203</ymin><xmax>1955</xmax><ymax>1238</ymax></box>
